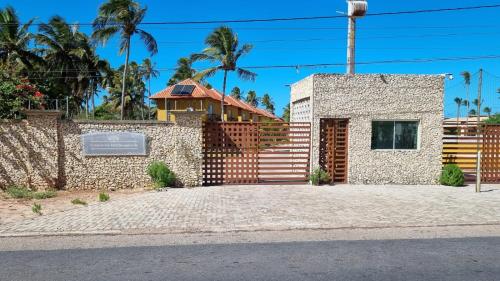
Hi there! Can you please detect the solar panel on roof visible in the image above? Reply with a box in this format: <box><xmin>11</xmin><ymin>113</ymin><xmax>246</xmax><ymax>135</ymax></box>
<box><xmin>171</xmin><ymin>85</ymin><xmax>195</xmax><ymax>96</ymax></box>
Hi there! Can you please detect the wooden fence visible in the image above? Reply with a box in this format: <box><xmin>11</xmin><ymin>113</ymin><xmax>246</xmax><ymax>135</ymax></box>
<box><xmin>442</xmin><ymin>121</ymin><xmax>481</xmax><ymax>182</ymax></box>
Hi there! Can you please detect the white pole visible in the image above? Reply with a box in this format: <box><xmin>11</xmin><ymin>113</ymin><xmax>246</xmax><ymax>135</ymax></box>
<box><xmin>476</xmin><ymin>151</ymin><xmax>481</xmax><ymax>193</ymax></box>
<box><xmin>346</xmin><ymin>16</ymin><xmax>356</xmax><ymax>75</ymax></box>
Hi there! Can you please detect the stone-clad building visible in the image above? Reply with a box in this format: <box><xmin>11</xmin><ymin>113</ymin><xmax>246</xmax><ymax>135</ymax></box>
<box><xmin>290</xmin><ymin>74</ymin><xmax>444</xmax><ymax>185</ymax></box>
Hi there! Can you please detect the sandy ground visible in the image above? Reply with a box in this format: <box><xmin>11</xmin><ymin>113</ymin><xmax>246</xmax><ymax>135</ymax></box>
<box><xmin>0</xmin><ymin>188</ymin><xmax>149</xmax><ymax>225</ymax></box>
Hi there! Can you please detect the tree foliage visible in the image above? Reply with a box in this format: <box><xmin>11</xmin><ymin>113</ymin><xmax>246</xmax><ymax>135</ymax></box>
<box><xmin>191</xmin><ymin>26</ymin><xmax>256</xmax><ymax>121</ymax></box>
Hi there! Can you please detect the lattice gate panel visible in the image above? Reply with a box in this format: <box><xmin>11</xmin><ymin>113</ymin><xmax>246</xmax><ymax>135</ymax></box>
<box><xmin>203</xmin><ymin>122</ymin><xmax>311</xmax><ymax>185</ymax></box>
<box><xmin>481</xmin><ymin>125</ymin><xmax>500</xmax><ymax>183</ymax></box>
<box><xmin>319</xmin><ymin>119</ymin><xmax>349</xmax><ymax>183</ymax></box>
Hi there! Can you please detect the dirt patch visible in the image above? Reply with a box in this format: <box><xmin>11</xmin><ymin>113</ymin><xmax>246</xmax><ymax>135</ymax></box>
<box><xmin>0</xmin><ymin>189</ymin><xmax>149</xmax><ymax>225</ymax></box>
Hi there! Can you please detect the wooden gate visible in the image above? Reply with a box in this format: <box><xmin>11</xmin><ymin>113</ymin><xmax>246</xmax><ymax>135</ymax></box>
<box><xmin>319</xmin><ymin>119</ymin><xmax>349</xmax><ymax>183</ymax></box>
<box><xmin>481</xmin><ymin>125</ymin><xmax>500</xmax><ymax>183</ymax></box>
<box><xmin>202</xmin><ymin>122</ymin><xmax>311</xmax><ymax>185</ymax></box>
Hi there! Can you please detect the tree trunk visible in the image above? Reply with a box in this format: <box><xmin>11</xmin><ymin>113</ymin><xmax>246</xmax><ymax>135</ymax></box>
<box><xmin>148</xmin><ymin>78</ymin><xmax>151</xmax><ymax>120</ymax></box>
<box><xmin>465</xmin><ymin>85</ymin><xmax>470</xmax><ymax>135</ymax></box>
<box><xmin>457</xmin><ymin>104</ymin><xmax>460</xmax><ymax>134</ymax></box>
<box><xmin>141</xmin><ymin>89</ymin><xmax>145</xmax><ymax>120</ymax></box>
<box><xmin>91</xmin><ymin>86</ymin><xmax>95</xmax><ymax>119</ymax></box>
<box><xmin>85</xmin><ymin>90</ymin><xmax>89</xmax><ymax>119</ymax></box>
<box><xmin>120</xmin><ymin>36</ymin><xmax>131</xmax><ymax>120</ymax></box>
<box><xmin>221</xmin><ymin>70</ymin><xmax>227</xmax><ymax>122</ymax></box>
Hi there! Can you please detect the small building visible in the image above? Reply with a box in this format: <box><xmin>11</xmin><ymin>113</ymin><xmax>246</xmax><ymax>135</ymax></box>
<box><xmin>151</xmin><ymin>79</ymin><xmax>280</xmax><ymax>122</ymax></box>
<box><xmin>290</xmin><ymin>74</ymin><xmax>444</xmax><ymax>185</ymax></box>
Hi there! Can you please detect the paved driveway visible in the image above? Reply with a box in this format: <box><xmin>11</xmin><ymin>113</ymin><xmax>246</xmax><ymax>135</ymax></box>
<box><xmin>1</xmin><ymin>185</ymin><xmax>499</xmax><ymax>236</ymax></box>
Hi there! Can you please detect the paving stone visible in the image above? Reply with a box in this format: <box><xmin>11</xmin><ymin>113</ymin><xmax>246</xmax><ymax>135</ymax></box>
<box><xmin>0</xmin><ymin>184</ymin><xmax>499</xmax><ymax>235</ymax></box>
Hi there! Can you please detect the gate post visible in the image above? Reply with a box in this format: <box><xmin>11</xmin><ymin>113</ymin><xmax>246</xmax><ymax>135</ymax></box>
<box><xmin>476</xmin><ymin>151</ymin><xmax>481</xmax><ymax>193</ymax></box>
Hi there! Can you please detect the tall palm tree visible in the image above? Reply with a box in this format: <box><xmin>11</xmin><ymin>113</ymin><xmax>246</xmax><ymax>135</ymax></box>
<box><xmin>92</xmin><ymin>0</ymin><xmax>158</xmax><ymax>120</ymax></box>
<box><xmin>0</xmin><ymin>6</ymin><xmax>39</xmax><ymax>72</ymax></box>
<box><xmin>461</xmin><ymin>71</ymin><xmax>471</xmax><ymax>129</ymax></box>
<box><xmin>168</xmin><ymin>57</ymin><xmax>197</xmax><ymax>86</ymax></box>
<box><xmin>36</xmin><ymin>16</ymin><xmax>90</xmax><ymax>109</ymax></box>
<box><xmin>484</xmin><ymin>107</ymin><xmax>492</xmax><ymax>117</ymax></box>
<box><xmin>261</xmin><ymin>93</ymin><xmax>275</xmax><ymax>114</ymax></box>
<box><xmin>230</xmin><ymin>86</ymin><xmax>241</xmax><ymax>99</ymax></box>
<box><xmin>454</xmin><ymin>97</ymin><xmax>462</xmax><ymax>126</ymax></box>
<box><xmin>191</xmin><ymin>26</ymin><xmax>256</xmax><ymax>121</ymax></box>
<box><xmin>141</xmin><ymin>58</ymin><xmax>159</xmax><ymax>120</ymax></box>
<box><xmin>246</xmin><ymin>90</ymin><xmax>259</xmax><ymax>107</ymax></box>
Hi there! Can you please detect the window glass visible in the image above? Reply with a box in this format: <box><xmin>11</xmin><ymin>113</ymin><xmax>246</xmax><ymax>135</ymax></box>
<box><xmin>371</xmin><ymin>121</ymin><xmax>418</xmax><ymax>150</ymax></box>
<box><xmin>395</xmin><ymin>121</ymin><xmax>418</xmax><ymax>149</ymax></box>
<box><xmin>371</xmin><ymin>121</ymin><xmax>394</xmax><ymax>149</ymax></box>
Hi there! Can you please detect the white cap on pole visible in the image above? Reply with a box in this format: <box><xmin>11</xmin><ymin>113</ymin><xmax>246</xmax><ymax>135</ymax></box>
<box><xmin>346</xmin><ymin>0</ymin><xmax>368</xmax><ymax>75</ymax></box>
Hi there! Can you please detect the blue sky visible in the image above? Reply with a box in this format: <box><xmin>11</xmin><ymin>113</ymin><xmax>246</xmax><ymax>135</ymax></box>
<box><xmin>2</xmin><ymin>0</ymin><xmax>500</xmax><ymax>117</ymax></box>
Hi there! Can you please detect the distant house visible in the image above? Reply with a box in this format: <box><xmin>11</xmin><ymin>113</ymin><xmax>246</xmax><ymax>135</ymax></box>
<box><xmin>290</xmin><ymin>74</ymin><xmax>445</xmax><ymax>185</ymax></box>
<box><xmin>151</xmin><ymin>79</ymin><xmax>280</xmax><ymax>122</ymax></box>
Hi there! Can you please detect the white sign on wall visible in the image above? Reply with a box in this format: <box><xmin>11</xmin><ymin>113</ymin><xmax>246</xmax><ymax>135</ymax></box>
<box><xmin>81</xmin><ymin>132</ymin><xmax>147</xmax><ymax>156</ymax></box>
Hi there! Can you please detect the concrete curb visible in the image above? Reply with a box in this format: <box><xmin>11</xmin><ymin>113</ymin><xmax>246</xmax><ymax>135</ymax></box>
<box><xmin>2</xmin><ymin>222</ymin><xmax>500</xmax><ymax>238</ymax></box>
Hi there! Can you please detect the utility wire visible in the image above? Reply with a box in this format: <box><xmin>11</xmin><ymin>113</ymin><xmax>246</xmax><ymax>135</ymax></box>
<box><xmin>2</xmin><ymin>4</ymin><xmax>500</xmax><ymax>26</ymax></box>
<box><xmin>20</xmin><ymin>54</ymin><xmax>500</xmax><ymax>75</ymax></box>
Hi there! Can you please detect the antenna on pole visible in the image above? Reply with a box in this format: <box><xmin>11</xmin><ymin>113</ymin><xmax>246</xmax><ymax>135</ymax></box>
<box><xmin>346</xmin><ymin>0</ymin><xmax>368</xmax><ymax>75</ymax></box>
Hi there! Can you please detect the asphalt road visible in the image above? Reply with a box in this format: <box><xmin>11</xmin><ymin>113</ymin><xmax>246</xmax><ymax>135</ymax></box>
<box><xmin>1</xmin><ymin>237</ymin><xmax>499</xmax><ymax>281</ymax></box>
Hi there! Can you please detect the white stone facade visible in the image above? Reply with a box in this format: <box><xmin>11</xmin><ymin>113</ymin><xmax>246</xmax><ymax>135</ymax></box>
<box><xmin>291</xmin><ymin>74</ymin><xmax>444</xmax><ymax>185</ymax></box>
<box><xmin>0</xmin><ymin>112</ymin><xmax>204</xmax><ymax>190</ymax></box>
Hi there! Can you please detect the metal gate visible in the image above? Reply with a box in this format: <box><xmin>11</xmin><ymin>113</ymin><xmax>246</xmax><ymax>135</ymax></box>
<box><xmin>202</xmin><ymin>122</ymin><xmax>311</xmax><ymax>185</ymax></box>
<box><xmin>319</xmin><ymin>119</ymin><xmax>349</xmax><ymax>183</ymax></box>
<box><xmin>481</xmin><ymin>125</ymin><xmax>500</xmax><ymax>183</ymax></box>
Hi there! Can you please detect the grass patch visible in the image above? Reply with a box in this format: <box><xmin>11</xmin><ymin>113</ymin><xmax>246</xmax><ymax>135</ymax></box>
<box><xmin>6</xmin><ymin>186</ymin><xmax>57</xmax><ymax>200</ymax></box>
<box><xmin>98</xmin><ymin>192</ymin><xmax>110</xmax><ymax>202</ymax></box>
<box><xmin>32</xmin><ymin>203</ymin><xmax>42</xmax><ymax>215</ymax></box>
<box><xmin>71</xmin><ymin>198</ymin><xmax>88</xmax><ymax>206</ymax></box>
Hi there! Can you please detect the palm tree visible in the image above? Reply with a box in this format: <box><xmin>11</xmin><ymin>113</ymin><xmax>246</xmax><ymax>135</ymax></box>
<box><xmin>462</xmin><ymin>99</ymin><xmax>469</xmax><ymax>126</ymax></box>
<box><xmin>246</xmin><ymin>90</ymin><xmax>259</xmax><ymax>107</ymax></box>
<box><xmin>484</xmin><ymin>107</ymin><xmax>492</xmax><ymax>117</ymax></box>
<box><xmin>282</xmin><ymin>103</ymin><xmax>290</xmax><ymax>122</ymax></box>
<box><xmin>168</xmin><ymin>57</ymin><xmax>197</xmax><ymax>86</ymax></box>
<box><xmin>469</xmin><ymin>109</ymin><xmax>477</xmax><ymax>117</ymax></box>
<box><xmin>141</xmin><ymin>58</ymin><xmax>159</xmax><ymax>120</ymax></box>
<box><xmin>0</xmin><ymin>6</ymin><xmax>39</xmax><ymax>72</ymax></box>
<box><xmin>191</xmin><ymin>26</ymin><xmax>256</xmax><ymax>121</ymax></box>
<box><xmin>230</xmin><ymin>86</ymin><xmax>242</xmax><ymax>99</ymax></box>
<box><xmin>92</xmin><ymin>0</ymin><xmax>158</xmax><ymax>120</ymax></box>
<box><xmin>454</xmin><ymin>97</ymin><xmax>462</xmax><ymax>126</ymax></box>
<box><xmin>461</xmin><ymin>71</ymin><xmax>471</xmax><ymax>129</ymax></box>
<box><xmin>106</xmin><ymin>61</ymin><xmax>146</xmax><ymax>119</ymax></box>
<box><xmin>472</xmin><ymin>98</ymin><xmax>484</xmax><ymax>120</ymax></box>
<box><xmin>36</xmin><ymin>16</ymin><xmax>91</xmax><ymax>109</ymax></box>
<box><xmin>261</xmin><ymin>93</ymin><xmax>275</xmax><ymax>114</ymax></box>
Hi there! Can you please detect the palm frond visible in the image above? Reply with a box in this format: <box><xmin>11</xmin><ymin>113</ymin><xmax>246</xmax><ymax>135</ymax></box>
<box><xmin>236</xmin><ymin>68</ymin><xmax>257</xmax><ymax>82</ymax></box>
<box><xmin>136</xmin><ymin>29</ymin><xmax>158</xmax><ymax>55</ymax></box>
<box><xmin>194</xmin><ymin>67</ymin><xmax>221</xmax><ymax>81</ymax></box>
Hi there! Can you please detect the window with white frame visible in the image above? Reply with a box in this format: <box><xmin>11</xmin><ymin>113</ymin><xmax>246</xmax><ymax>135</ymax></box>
<box><xmin>371</xmin><ymin>121</ymin><xmax>419</xmax><ymax>150</ymax></box>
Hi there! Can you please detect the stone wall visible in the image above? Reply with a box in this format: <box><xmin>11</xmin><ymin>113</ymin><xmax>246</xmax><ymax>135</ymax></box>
<box><xmin>291</xmin><ymin>74</ymin><xmax>444</xmax><ymax>185</ymax></box>
<box><xmin>0</xmin><ymin>112</ymin><xmax>60</xmax><ymax>189</ymax></box>
<box><xmin>0</xmin><ymin>111</ymin><xmax>203</xmax><ymax>190</ymax></box>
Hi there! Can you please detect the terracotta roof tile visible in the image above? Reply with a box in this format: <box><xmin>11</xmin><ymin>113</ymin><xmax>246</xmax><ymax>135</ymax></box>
<box><xmin>151</xmin><ymin>79</ymin><xmax>281</xmax><ymax>120</ymax></box>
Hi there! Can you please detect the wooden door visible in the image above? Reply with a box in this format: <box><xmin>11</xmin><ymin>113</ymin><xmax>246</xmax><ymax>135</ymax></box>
<box><xmin>320</xmin><ymin>119</ymin><xmax>349</xmax><ymax>183</ymax></box>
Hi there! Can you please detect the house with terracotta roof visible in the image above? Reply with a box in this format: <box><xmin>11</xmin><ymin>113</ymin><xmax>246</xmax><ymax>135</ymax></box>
<box><xmin>150</xmin><ymin>79</ymin><xmax>281</xmax><ymax>122</ymax></box>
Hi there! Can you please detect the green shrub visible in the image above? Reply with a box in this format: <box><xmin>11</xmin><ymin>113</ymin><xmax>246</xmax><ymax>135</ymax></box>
<box><xmin>147</xmin><ymin>161</ymin><xmax>177</xmax><ymax>188</ymax></box>
<box><xmin>99</xmin><ymin>192</ymin><xmax>110</xmax><ymax>202</ymax></box>
<box><xmin>440</xmin><ymin>164</ymin><xmax>465</xmax><ymax>187</ymax></box>
<box><xmin>32</xmin><ymin>203</ymin><xmax>42</xmax><ymax>215</ymax></box>
<box><xmin>6</xmin><ymin>186</ymin><xmax>57</xmax><ymax>200</ymax></box>
<box><xmin>71</xmin><ymin>198</ymin><xmax>88</xmax><ymax>206</ymax></box>
<box><xmin>310</xmin><ymin>168</ymin><xmax>331</xmax><ymax>186</ymax></box>
<box><xmin>6</xmin><ymin>186</ymin><xmax>32</xmax><ymax>199</ymax></box>
<box><xmin>32</xmin><ymin>190</ymin><xmax>57</xmax><ymax>199</ymax></box>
